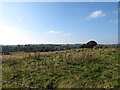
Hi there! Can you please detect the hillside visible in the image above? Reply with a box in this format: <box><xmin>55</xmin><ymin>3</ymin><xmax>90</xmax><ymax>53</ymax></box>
<box><xmin>2</xmin><ymin>47</ymin><xmax>120</xmax><ymax>88</ymax></box>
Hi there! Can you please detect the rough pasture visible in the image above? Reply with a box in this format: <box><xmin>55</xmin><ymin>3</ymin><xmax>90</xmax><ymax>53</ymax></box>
<box><xmin>2</xmin><ymin>47</ymin><xmax>119</xmax><ymax>88</ymax></box>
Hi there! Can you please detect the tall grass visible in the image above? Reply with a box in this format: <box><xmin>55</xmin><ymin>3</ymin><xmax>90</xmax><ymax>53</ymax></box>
<box><xmin>2</xmin><ymin>47</ymin><xmax>119</xmax><ymax>88</ymax></box>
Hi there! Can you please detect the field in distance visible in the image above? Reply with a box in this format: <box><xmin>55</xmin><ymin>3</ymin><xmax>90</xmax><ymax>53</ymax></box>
<box><xmin>2</xmin><ymin>47</ymin><xmax>120</xmax><ymax>88</ymax></box>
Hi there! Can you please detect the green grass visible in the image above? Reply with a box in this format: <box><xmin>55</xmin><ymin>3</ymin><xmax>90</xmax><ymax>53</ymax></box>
<box><xmin>2</xmin><ymin>47</ymin><xmax>120</xmax><ymax>88</ymax></box>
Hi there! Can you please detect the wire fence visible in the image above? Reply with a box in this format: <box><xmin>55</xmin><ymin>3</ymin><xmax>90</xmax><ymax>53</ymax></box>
<box><xmin>0</xmin><ymin>80</ymin><xmax>38</xmax><ymax>89</ymax></box>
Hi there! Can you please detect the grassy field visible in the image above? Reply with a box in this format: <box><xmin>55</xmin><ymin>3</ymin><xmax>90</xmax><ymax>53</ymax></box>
<box><xmin>2</xmin><ymin>47</ymin><xmax>120</xmax><ymax>88</ymax></box>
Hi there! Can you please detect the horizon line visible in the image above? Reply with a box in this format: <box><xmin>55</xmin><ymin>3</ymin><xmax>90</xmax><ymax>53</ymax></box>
<box><xmin>1</xmin><ymin>43</ymin><xmax>119</xmax><ymax>46</ymax></box>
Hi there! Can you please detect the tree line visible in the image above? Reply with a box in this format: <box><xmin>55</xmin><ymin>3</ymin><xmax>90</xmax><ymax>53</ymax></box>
<box><xmin>2</xmin><ymin>44</ymin><xmax>82</xmax><ymax>55</ymax></box>
<box><xmin>2</xmin><ymin>40</ymin><xmax>119</xmax><ymax>55</ymax></box>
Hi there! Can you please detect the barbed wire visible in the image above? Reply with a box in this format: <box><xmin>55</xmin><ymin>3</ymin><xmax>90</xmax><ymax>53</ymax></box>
<box><xmin>0</xmin><ymin>80</ymin><xmax>38</xmax><ymax>89</ymax></box>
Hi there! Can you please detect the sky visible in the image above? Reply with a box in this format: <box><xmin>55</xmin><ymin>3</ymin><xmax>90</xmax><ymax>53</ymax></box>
<box><xmin>0</xmin><ymin>2</ymin><xmax>118</xmax><ymax>45</ymax></box>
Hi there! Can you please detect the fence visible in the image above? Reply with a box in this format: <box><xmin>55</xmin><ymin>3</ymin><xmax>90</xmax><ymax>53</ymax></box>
<box><xmin>0</xmin><ymin>80</ymin><xmax>38</xmax><ymax>89</ymax></box>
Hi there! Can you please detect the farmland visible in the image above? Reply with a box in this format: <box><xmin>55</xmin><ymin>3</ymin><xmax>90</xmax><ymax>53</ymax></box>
<box><xmin>2</xmin><ymin>46</ymin><xmax>120</xmax><ymax>88</ymax></box>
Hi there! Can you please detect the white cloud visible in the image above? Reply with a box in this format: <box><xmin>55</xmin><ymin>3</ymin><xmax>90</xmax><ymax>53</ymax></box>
<box><xmin>63</xmin><ymin>33</ymin><xmax>71</xmax><ymax>36</ymax></box>
<box><xmin>87</xmin><ymin>10</ymin><xmax>106</xmax><ymax>19</ymax></box>
<box><xmin>48</xmin><ymin>30</ymin><xmax>71</xmax><ymax>37</ymax></box>
<box><xmin>48</xmin><ymin>30</ymin><xmax>60</xmax><ymax>34</ymax></box>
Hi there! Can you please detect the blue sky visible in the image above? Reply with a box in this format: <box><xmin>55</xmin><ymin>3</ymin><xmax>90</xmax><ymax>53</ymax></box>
<box><xmin>0</xmin><ymin>2</ymin><xmax>118</xmax><ymax>45</ymax></box>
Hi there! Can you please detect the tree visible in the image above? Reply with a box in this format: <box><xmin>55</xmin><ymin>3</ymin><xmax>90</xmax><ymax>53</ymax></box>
<box><xmin>86</xmin><ymin>41</ymin><xmax>97</xmax><ymax>48</ymax></box>
<box><xmin>81</xmin><ymin>40</ymin><xmax>97</xmax><ymax>48</ymax></box>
